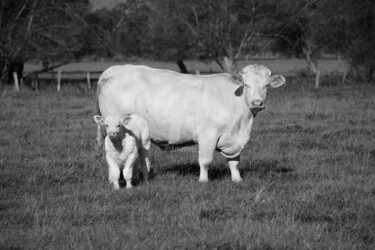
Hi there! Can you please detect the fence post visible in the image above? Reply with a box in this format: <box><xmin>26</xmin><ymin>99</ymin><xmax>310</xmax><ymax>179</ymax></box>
<box><xmin>57</xmin><ymin>70</ymin><xmax>62</xmax><ymax>91</ymax></box>
<box><xmin>342</xmin><ymin>70</ymin><xmax>347</xmax><ymax>85</ymax></box>
<box><xmin>87</xmin><ymin>72</ymin><xmax>91</xmax><ymax>90</ymax></box>
<box><xmin>31</xmin><ymin>72</ymin><xmax>39</xmax><ymax>91</ymax></box>
<box><xmin>315</xmin><ymin>70</ymin><xmax>321</xmax><ymax>88</ymax></box>
<box><xmin>13</xmin><ymin>72</ymin><xmax>20</xmax><ymax>91</ymax></box>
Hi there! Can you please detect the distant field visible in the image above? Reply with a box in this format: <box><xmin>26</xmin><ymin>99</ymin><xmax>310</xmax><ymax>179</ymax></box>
<box><xmin>1</xmin><ymin>79</ymin><xmax>374</xmax><ymax>249</ymax></box>
<box><xmin>25</xmin><ymin>59</ymin><xmax>347</xmax><ymax>77</ymax></box>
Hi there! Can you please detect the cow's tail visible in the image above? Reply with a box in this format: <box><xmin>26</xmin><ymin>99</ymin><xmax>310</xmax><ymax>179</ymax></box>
<box><xmin>96</xmin><ymin>100</ymin><xmax>101</xmax><ymax>116</ymax></box>
<box><xmin>95</xmin><ymin>100</ymin><xmax>105</xmax><ymax>158</ymax></box>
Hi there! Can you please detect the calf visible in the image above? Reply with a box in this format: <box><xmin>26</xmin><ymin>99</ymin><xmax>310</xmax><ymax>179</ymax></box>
<box><xmin>93</xmin><ymin>114</ymin><xmax>151</xmax><ymax>189</ymax></box>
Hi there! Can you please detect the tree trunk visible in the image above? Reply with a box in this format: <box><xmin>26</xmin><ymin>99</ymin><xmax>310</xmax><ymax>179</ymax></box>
<box><xmin>0</xmin><ymin>64</ymin><xmax>7</xmax><ymax>87</ymax></box>
<box><xmin>7</xmin><ymin>60</ymin><xmax>24</xmax><ymax>85</ymax></box>
<box><xmin>223</xmin><ymin>56</ymin><xmax>237</xmax><ymax>73</ymax></box>
<box><xmin>177</xmin><ymin>60</ymin><xmax>188</xmax><ymax>74</ymax></box>
<box><xmin>314</xmin><ymin>70</ymin><xmax>321</xmax><ymax>88</ymax></box>
<box><xmin>303</xmin><ymin>46</ymin><xmax>320</xmax><ymax>88</ymax></box>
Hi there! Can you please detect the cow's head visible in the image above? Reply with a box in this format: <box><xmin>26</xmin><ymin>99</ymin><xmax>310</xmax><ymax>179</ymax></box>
<box><xmin>232</xmin><ymin>64</ymin><xmax>285</xmax><ymax>116</ymax></box>
<box><xmin>93</xmin><ymin>115</ymin><xmax>131</xmax><ymax>141</ymax></box>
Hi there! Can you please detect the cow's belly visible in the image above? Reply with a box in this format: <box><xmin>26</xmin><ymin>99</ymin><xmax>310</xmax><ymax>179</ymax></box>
<box><xmin>100</xmin><ymin>84</ymin><xmax>200</xmax><ymax>145</ymax></box>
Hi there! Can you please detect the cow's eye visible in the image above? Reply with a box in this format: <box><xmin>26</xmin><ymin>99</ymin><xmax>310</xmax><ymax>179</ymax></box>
<box><xmin>265</xmin><ymin>84</ymin><xmax>270</xmax><ymax>88</ymax></box>
<box><xmin>105</xmin><ymin>124</ymin><xmax>108</xmax><ymax>127</ymax></box>
<box><xmin>117</xmin><ymin>125</ymin><xmax>121</xmax><ymax>128</ymax></box>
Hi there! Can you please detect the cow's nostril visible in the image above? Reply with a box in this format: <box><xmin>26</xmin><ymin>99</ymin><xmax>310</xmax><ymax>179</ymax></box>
<box><xmin>252</xmin><ymin>100</ymin><xmax>264</xmax><ymax>107</ymax></box>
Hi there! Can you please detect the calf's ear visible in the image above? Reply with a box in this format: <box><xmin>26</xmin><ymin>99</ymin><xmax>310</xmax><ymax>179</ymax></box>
<box><xmin>269</xmin><ymin>75</ymin><xmax>286</xmax><ymax>88</ymax></box>
<box><xmin>93</xmin><ymin>115</ymin><xmax>103</xmax><ymax>124</ymax></box>
<box><xmin>120</xmin><ymin>116</ymin><xmax>132</xmax><ymax>126</ymax></box>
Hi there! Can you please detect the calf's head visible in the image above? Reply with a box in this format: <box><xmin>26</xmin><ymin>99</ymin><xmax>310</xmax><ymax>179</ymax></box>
<box><xmin>93</xmin><ymin>115</ymin><xmax>131</xmax><ymax>141</ymax></box>
<box><xmin>232</xmin><ymin>64</ymin><xmax>285</xmax><ymax>116</ymax></box>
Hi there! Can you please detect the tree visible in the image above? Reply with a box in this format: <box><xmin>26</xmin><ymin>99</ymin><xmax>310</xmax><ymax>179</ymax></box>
<box><xmin>344</xmin><ymin>0</ymin><xmax>375</xmax><ymax>82</ymax></box>
<box><xmin>151</xmin><ymin>0</ymin><xmax>276</xmax><ymax>73</ymax></box>
<box><xmin>267</xmin><ymin>0</ymin><xmax>332</xmax><ymax>87</ymax></box>
<box><xmin>269</xmin><ymin>0</ymin><xmax>375</xmax><ymax>85</ymax></box>
<box><xmin>0</xmin><ymin>0</ymin><xmax>90</xmax><ymax>86</ymax></box>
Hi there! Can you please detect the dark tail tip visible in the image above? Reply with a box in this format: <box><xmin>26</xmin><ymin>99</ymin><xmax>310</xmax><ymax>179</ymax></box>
<box><xmin>96</xmin><ymin>100</ymin><xmax>101</xmax><ymax>116</ymax></box>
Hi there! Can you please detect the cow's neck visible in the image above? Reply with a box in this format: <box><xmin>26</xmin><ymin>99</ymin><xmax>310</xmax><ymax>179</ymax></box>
<box><xmin>232</xmin><ymin>89</ymin><xmax>255</xmax><ymax>138</ymax></box>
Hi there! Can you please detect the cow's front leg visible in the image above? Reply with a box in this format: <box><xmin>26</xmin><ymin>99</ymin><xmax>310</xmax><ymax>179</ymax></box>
<box><xmin>227</xmin><ymin>155</ymin><xmax>242</xmax><ymax>182</ymax></box>
<box><xmin>198</xmin><ymin>133</ymin><xmax>217</xmax><ymax>182</ymax></box>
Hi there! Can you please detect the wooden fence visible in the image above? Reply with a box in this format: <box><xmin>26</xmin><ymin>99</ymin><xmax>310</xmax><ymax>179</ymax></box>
<box><xmin>14</xmin><ymin>70</ymin><xmax>103</xmax><ymax>91</ymax></box>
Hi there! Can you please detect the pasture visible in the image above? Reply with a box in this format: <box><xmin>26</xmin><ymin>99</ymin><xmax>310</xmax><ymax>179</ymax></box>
<box><xmin>1</xmin><ymin>76</ymin><xmax>375</xmax><ymax>249</ymax></box>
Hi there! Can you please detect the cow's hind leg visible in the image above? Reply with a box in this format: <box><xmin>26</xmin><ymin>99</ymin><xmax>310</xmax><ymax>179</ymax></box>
<box><xmin>198</xmin><ymin>133</ymin><xmax>217</xmax><ymax>182</ymax></box>
<box><xmin>140</xmin><ymin>127</ymin><xmax>152</xmax><ymax>177</ymax></box>
<box><xmin>139</xmin><ymin>148</ymin><xmax>150</xmax><ymax>181</ymax></box>
<box><xmin>227</xmin><ymin>155</ymin><xmax>242</xmax><ymax>182</ymax></box>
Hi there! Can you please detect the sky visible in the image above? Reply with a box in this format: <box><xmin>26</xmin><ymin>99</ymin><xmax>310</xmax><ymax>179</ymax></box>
<box><xmin>90</xmin><ymin>0</ymin><xmax>128</xmax><ymax>10</ymax></box>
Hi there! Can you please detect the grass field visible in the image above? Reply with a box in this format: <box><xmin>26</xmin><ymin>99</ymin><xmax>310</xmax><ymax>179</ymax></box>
<box><xmin>1</xmin><ymin>77</ymin><xmax>375</xmax><ymax>249</ymax></box>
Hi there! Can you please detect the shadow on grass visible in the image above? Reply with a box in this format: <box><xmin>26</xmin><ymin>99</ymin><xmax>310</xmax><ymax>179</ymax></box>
<box><xmin>162</xmin><ymin>160</ymin><xmax>295</xmax><ymax>180</ymax></box>
<box><xmin>118</xmin><ymin>168</ymin><xmax>155</xmax><ymax>188</ymax></box>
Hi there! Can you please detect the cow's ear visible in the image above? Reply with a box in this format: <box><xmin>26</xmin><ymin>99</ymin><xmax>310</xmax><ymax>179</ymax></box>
<box><xmin>120</xmin><ymin>116</ymin><xmax>131</xmax><ymax>126</ymax></box>
<box><xmin>230</xmin><ymin>72</ymin><xmax>244</xmax><ymax>85</ymax></box>
<box><xmin>93</xmin><ymin>115</ymin><xmax>104</xmax><ymax>124</ymax></box>
<box><xmin>269</xmin><ymin>75</ymin><xmax>286</xmax><ymax>88</ymax></box>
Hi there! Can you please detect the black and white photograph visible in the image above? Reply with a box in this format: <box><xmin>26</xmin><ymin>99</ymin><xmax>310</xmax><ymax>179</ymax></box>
<box><xmin>1</xmin><ymin>0</ymin><xmax>374</xmax><ymax>249</ymax></box>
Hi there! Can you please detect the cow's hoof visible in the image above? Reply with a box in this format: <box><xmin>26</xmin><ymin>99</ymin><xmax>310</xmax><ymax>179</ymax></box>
<box><xmin>198</xmin><ymin>178</ymin><xmax>209</xmax><ymax>183</ymax></box>
<box><xmin>113</xmin><ymin>184</ymin><xmax>120</xmax><ymax>190</ymax></box>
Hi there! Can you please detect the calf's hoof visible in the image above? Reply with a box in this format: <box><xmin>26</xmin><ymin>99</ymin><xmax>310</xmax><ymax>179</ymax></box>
<box><xmin>231</xmin><ymin>177</ymin><xmax>242</xmax><ymax>183</ymax></box>
<box><xmin>198</xmin><ymin>178</ymin><xmax>209</xmax><ymax>183</ymax></box>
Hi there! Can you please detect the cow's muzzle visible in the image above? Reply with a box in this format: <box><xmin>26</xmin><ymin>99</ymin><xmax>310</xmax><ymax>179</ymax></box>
<box><xmin>250</xmin><ymin>100</ymin><xmax>265</xmax><ymax>116</ymax></box>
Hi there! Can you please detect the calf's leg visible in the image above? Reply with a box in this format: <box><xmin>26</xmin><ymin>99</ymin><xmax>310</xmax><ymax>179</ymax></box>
<box><xmin>106</xmin><ymin>155</ymin><xmax>121</xmax><ymax>190</ymax></box>
<box><xmin>123</xmin><ymin>154</ymin><xmax>137</xmax><ymax>189</ymax></box>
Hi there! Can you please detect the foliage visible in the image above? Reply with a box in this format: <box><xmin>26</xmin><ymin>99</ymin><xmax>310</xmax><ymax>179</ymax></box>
<box><xmin>80</xmin><ymin>0</ymin><xmax>152</xmax><ymax>60</ymax></box>
<box><xmin>1</xmin><ymin>0</ymin><xmax>375</xmax><ymax>84</ymax></box>
<box><xmin>0</xmin><ymin>0</ymin><xmax>90</xmax><ymax>84</ymax></box>
<box><xmin>270</xmin><ymin>0</ymin><xmax>375</xmax><ymax>82</ymax></box>
<box><xmin>343</xmin><ymin>0</ymin><xmax>375</xmax><ymax>81</ymax></box>
<box><xmin>151</xmin><ymin>0</ymin><xmax>278</xmax><ymax>71</ymax></box>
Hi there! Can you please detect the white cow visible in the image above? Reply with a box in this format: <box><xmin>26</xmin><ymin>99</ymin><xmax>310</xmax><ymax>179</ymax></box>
<box><xmin>93</xmin><ymin>114</ymin><xmax>151</xmax><ymax>189</ymax></box>
<box><xmin>96</xmin><ymin>64</ymin><xmax>285</xmax><ymax>182</ymax></box>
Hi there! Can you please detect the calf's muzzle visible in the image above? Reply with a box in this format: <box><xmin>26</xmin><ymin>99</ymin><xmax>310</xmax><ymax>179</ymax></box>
<box><xmin>108</xmin><ymin>132</ymin><xmax>118</xmax><ymax>139</ymax></box>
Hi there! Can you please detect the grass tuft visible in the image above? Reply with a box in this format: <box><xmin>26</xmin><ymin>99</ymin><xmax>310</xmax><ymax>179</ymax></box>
<box><xmin>1</xmin><ymin>81</ymin><xmax>375</xmax><ymax>248</ymax></box>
